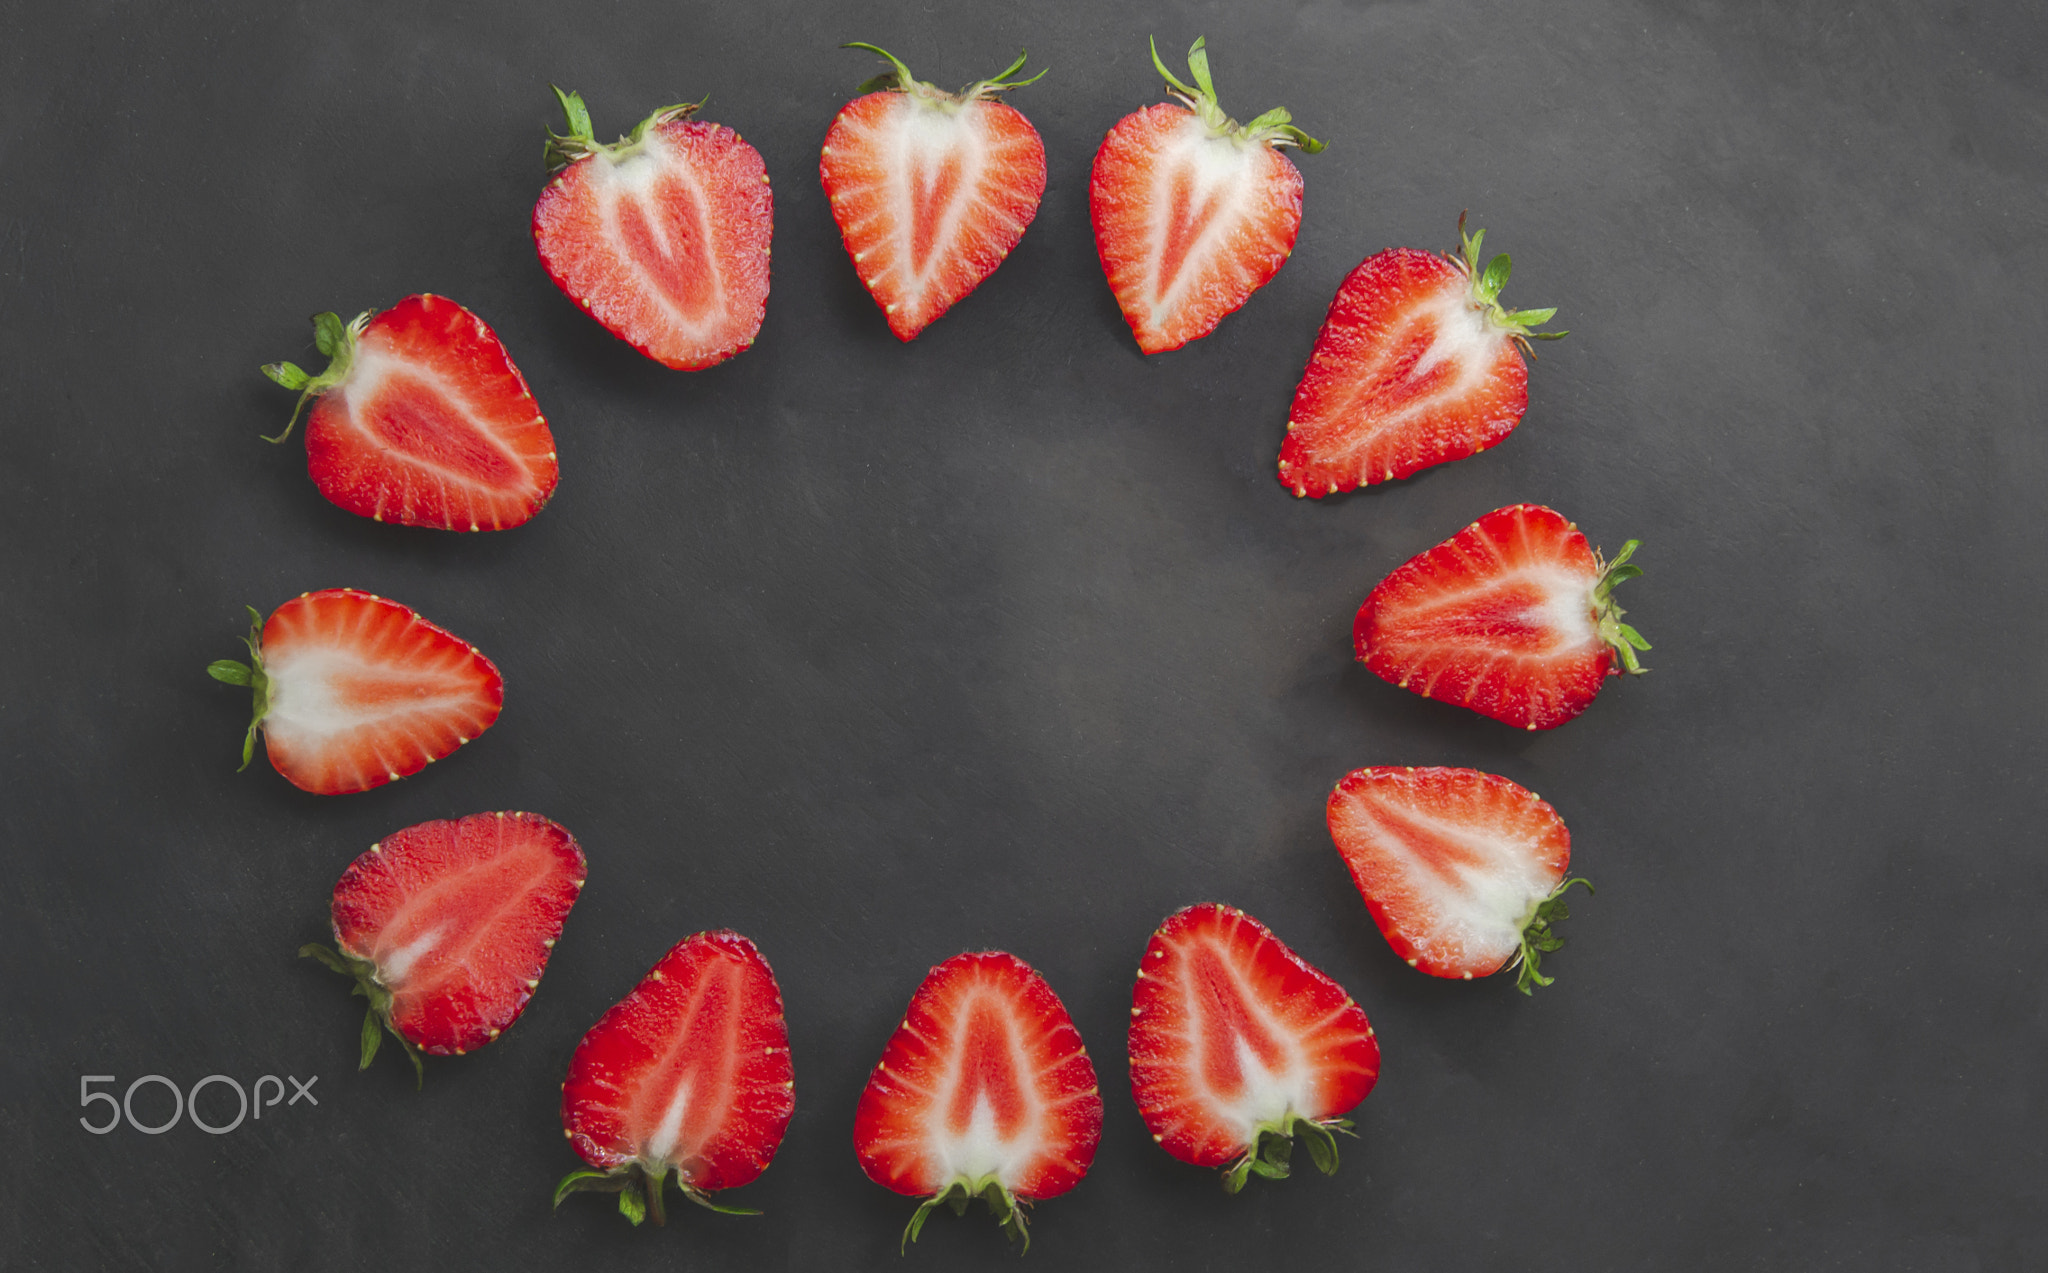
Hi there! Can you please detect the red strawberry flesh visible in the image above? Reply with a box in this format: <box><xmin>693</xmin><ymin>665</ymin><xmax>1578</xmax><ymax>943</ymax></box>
<box><xmin>821</xmin><ymin>46</ymin><xmax>1047</xmax><ymax>341</ymax></box>
<box><xmin>854</xmin><ymin>951</ymin><xmax>1101</xmax><ymax>1251</ymax></box>
<box><xmin>303</xmin><ymin>811</ymin><xmax>585</xmax><ymax>1082</ymax></box>
<box><xmin>558</xmin><ymin>931</ymin><xmax>794</xmax><ymax>1224</ymax></box>
<box><xmin>1327</xmin><ymin>766</ymin><xmax>1588</xmax><ymax>992</ymax></box>
<box><xmin>1128</xmin><ymin>904</ymin><xmax>1378</xmax><ymax>1189</ymax></box>
<box><xmin>1354</xmin><ymin>504</ymin><xmax>1647</xmax><ymax>730</ymax></box>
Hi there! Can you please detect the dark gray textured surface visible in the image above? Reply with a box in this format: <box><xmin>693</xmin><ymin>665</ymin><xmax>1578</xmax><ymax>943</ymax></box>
<box><xmin>4</xmin><ymin>0</ymin><xmax>2044</xmax><ymax>1267</ymax></box>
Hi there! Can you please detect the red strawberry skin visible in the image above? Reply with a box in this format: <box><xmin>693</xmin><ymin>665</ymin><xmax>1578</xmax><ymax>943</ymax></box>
<box><xmin>1090</xmin><ymin>101</ymin><xmax>1302</xmax><ymax>354</ymax></box>
<box><xmin>1278</xmin><ymin>249</ymin><xmax>1528</xmax><ymax>496</ymax></box>
<box><xmin>854</xmin><ymin>951</ymin><xmax>1101</xmax><ymax>1202</ymax></box>
<box><xmin>255</xmin><ymin>589</ymin><xmax>503</xmax><ymax>794</ymax></box>
<box><xmin>821</xmin><ymin>89</ymin><xmax>1045</xmax><ymax>341</ymax></box>
<box><xmin>301</xmin><ymin>295</ymin><xmax>558</xmax><ymax>530</ymax></box>
<box><xmin>533</xmin><ymin>115</ymin><xmax>772</xmax><ymax>370</ymax></box>
<box><xmin>1129</xmin><ymin>904</ymin><xmax>1379</xmax><ymax>1169</ymax></box>
<box><xmin>1327</xmin><ymin>767</ymin><xmax>1571</xmax><ymax>980</ymax></box>
<box><xmin>330</xmin><ymin>811</ymin><xmax>585</xmax><ymax>1054</ymax></box>
<box><xmin>1355</xmin><ymin>504</ymin><xmax>1614</xmax><ymax>730</ymax></box>
<box><xmin>562</xmin><ymin>931</ymin><xmax>794</xmax><ymax>1193</ymax></box>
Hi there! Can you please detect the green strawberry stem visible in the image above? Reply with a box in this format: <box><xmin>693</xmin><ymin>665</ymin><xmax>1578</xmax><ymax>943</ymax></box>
<box><xmin>543</xmin><ymin>86</ymin><xmax>708</xmax><ymax>174</ymax></box>
<box><xmin>299</xmin><ymin>942</ymin><xmax>425</xmax><ymax>1087</ymax></box>
<box><xmin>1221</xmin><ymin>1111</ymin><xmax>1356</xmax><ymax>1193</ymax></box>
<box><xmin>1511</xmin><ymin>877</ymin><xmax>1595</xmax><ymax>995</ymax></box>
<box><xmin>1149</xmin><ymin>35</ymin><xmax>1323</xmax><ymax>152</ymax></box>
<box><xmin>553</xmin><ymin>1161</ymin><xmax>761</xmax><ymax>1226</ymax></box>
<box><xmin>1592</xmin><ymin>539</ymin><xmax>1652</xmax><ymax>675</ymax></box>
<box><xmin>903</xmin><ymin>1175</ymin><xmax>1032</xmax><ymax>1254</ymax></box>
<box><xmin>259</xmin><ymin>311</ymin><xmax>367</xmax><ymax>443</ymax></box>
<box><xmin>1449</xmin><ymin>211</ymin><xmax>1566</xmax><ymax>352</ymax></box>
<box><xmin>843</xmin><ymin>42</ymin><xmax>1045</xmax><ymax>103</ymax></box>
<box><xmin>205</xmin><ymin>605</ymin><xmax>271</xmax><ymax>771</ymax></box>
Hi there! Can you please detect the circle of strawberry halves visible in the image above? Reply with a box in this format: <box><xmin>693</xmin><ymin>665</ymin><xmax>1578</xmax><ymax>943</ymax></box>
<box><xmin>554</xmin><ymin>931</ymin><xmax>795</xmax><ymax>1227</ymax></box>
<box><xmin>298</xmin><ymin>812</ymin><xmax>587</xmax><ymax>1087</ymax></box>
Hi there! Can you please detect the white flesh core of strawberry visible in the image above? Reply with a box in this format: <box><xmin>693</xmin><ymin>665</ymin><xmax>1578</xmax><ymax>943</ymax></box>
<box><xmin>370</xmin><ymin>923</ymin><xmax>447</xmax><ymax>986</ymax></box>
<box><xmin>1207</xmin><ymin>1010</ymin><xmax>1316</xmax><ymax>1143</ymax></box>
<box><xmin>331</xmin><ymin>340</ymin><xmax>525</xmax><ymax>486</ymax></box>
<box><xmin>1138</xmin><ymin>118</ymin><xmax>1272</xmax><ymax>332</ymax></box>
<box><xmin>1404</xmin><ymin>285</ymin><xmax>1502</xmax><ymax>405</ymax></box>
<box><xmin>870</xmin><ymin>101</ymin><xmax>1004</xmax><ymax>300</ymax></box>
<box><xmin>921</xmin><ymin>995</ymin><xmax>1045</xmax><ymax>1191</ymax></box>
<box><xmin>1530</xmin><ymin>565</ymin><xmax>1600</xmax><ymax>653</ymax></box>
<box><xmin>589</xmin><ymin>134</ymin><xmax>731</xmax><ymax>339</ymax></box>
<box><xmin>645</xmin><ymin>1075</ymin><xmax>696</xmax><ymax>1166</ymax></box>
<box><xmin>261</xmin><ymin>644</ymin><xmax>441</xmax><ymax>744</ymax></box>
<box><xmin>1362</xmin><ymin>801</ymin><xmax>1559</xmax><ymax>964</ymax></box>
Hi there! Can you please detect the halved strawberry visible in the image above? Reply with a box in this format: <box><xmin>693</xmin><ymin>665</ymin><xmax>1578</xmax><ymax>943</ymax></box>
<box><xmin>821</xmin><ymin>44</ymin><xmax>1047</xmax><ymax>341</ymax></box>
<box><xmin>206</xmin><ymin>589</ymin><xmax>504</xmax><ymax>795</ymax></box>
<box><xmin>853</xmin><ymin>951</ymin><xmax>1101</xmax><ymax>1252</ymax></box>
<box><xmin>556</xmin><ymin>931</ymin><xmax>794</xmax><ymax>1226</ymax></box>
<box><xmin>1353</xmin><ymin>504</ymin><xmax>1650</xmax><ymax>730</ymax></box>
<box><xmin>1128</xmin><ymin>904</ymin><xmax>1380</xmax><ymax>1192</ymax></box>
<box><xmin>532</xmin><ymin>88</ymin><xmax>772</xmax><ymax>370</ymax></box>
<box><xmin>260</xmin><ymin>295</ymin><xmax>559</xmax><ymax>530</ymax></box>
<box><xmin>1090</xmin><ymin>37</ymin><xmax>1321</xmax><ymax>354</ymax></box>
<box><xmin>1278</xmin><ymin>216</ymin><xmax>1565</xmax><ymax>497</ymax></box>
<box><xmin>299</xmin><ymin>811</ymin><xmax>586</xmax><ymax>1085</ymax></box>
<box><xmin>1327</xmin><ymin>767</ymin><xmax>1591</xmax><ymax>993</ymax></box>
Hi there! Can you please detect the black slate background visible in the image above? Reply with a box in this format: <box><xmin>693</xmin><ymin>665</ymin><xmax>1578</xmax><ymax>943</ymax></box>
<box><xmin>4</xmin><ymin>0</ymin><xmax>2044</xmax><ymax>1268</ymax></box>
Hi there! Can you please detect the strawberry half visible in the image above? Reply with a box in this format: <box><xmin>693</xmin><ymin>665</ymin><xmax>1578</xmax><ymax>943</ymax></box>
<box><xmin>1090</xmin><ymin>37</ymin><xmax>1322</xmax><ymax>354</ymax></box>
<box><xmin>853</xmin><ymin>951</ymin><xmax>1101</xmax><ymax>1253</ymax></box>
<box><xmin>1327</xmin><ymin>767</ymin><xmax>1591</xmax><ymax>993</ymax></box>
<box><xmin>532</xmin><ymin>88</ymin><xmax>772</xmax><ymax>370</ymax></box>
<box><xmin>260</xmin><ymin>295</ymin><xmax>559</xmax><ymax>530</ymax></box>
<box><xmin>206</xmin><ymin>589</ymin><xmax>504</xmax><ymax>795</ymax></box>
<box><xmin>556</xmin><ymin>931</ymin><xmax>794</xmax><ymax>1226</ymax></box>
<box><xmin>1278</xmin><ymin>216</ymin><xmax>1565</xmax><ymax>497</ymax></box>
<box><xmin>1354</xmin><ymin>504</ymin><xmax>1650</xmax><ymax>730</ymax></box>
<box><xmin>821</xmin><ymin>44</ymin><xmax>1047</xmax><ymax>341</ymax></box>
<box><xmin>1128</xmin><ymin>904</ymin><xmax>1380</xmax><ymax>1193</ymax></box>
<box><xmin>299</xmin><ymin>811</ymin><xmax>586</xmax><ymax>1085</ymax></box>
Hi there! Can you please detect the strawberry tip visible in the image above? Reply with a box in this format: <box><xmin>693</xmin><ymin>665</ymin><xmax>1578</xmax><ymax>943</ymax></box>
<box><xmin>1591</xmin><ymin>539</ymin><xmax>1651</xmax><ymax>675</ymax></box>
<box><xmin>553</xmin><ymin>1161</ymin><xmax>760</xmax><ymax>1226</ymax></box>
<box><xmin>1509</xmin><ymin>876</ymin><xmax>1594</xmax><ymax>995</ymax></box>
<box><xmin>260</xmin><ymin>311</ymin><xmax>367</xmax><ymax>443</ymax></box>
<box><xmin>1222</xmin><ymin>1112</ymin><xmax>1355</xmax><ymax>1193</ymax></box>
<box><xmin>543</xmin><ymin>87</ymin><xmax>706</xmax><ymax>175</ymax></box>
<box><xmin>903</xmin><ymin>1176</ymin><xmax>1031</xmax><ymax>1255</ymax></box>
<box><xmin>208</xmin><ymin>605</ymin><xmax>270</xmax><ymax>770</ymax></box>
<box><xmin>300</xmin><ymin>942</ymin><xmax>425</xmax><ymax>1087</ymax></box>
<box><xmin>1148</xmin><ymin>35</ymin><xmax>1322</xmax><ymax>152</ymax></box>
<box><xmin>842</xmin><ymin>42</ymin><xmax>1045</xmax><ymax>103</ymax></box>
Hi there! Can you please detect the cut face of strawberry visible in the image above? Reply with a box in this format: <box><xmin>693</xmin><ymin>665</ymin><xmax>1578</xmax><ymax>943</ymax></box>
<box><xmin>1327</xmin><ymin>767</ymin><xmax>1591</xmax><ymax>993</ymax></box>
<box><xmin>853</xmin><ymin>951</ymin><xmax>1101</xmax><ymax>1253</ymax></box>
<box><xmin>299</xmin><ymin>811</ymin><xmax>586</xmax><ymax>1085</ymax></box>
<box><xmin>821</xmin><ymin>45</ymin><xmax>1047</xmax><ymax>341</ymax></box>
<box><xmin>207</xmin><ymin>589</ymin><xmax>504</xmax><ymax>795</ymax></box>
<box><xmin>1090</xmin><ymin>37</ymin><xmax>1322</xmax><ymax>354</ymax></box>
<box><xmin>532</xmin><ymin>89</ymin><xmax>772</xmax><ymax>371</ymax></box>
<box><xmin>1128</xmin><ymin>904</ymin><xmax>1380</xmax><ymax>1192</ymax></box>
<box><xmin>1353</xmin><ymin>504</ymin><xmax>1650</xmax><ymax>730</ymax></box>
<box><xmin>1278</xmin><ymin>218</ymin><xmax>1565</xmax><ymax>497</ymax></box>
<box><xmin>556</xmin><ymin>931</ymin><xmax>794</xmax><ymax>1226</ymax></box>
<box><xmin>261</xmin><ymin>295</ymin><xmax>559</xmax><ymax>530</ymax></box>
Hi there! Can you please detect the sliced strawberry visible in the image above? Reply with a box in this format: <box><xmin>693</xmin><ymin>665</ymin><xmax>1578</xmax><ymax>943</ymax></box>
<box><xmin>1278</xmin><ymin>216</ymin><xmax>1565</xmax><ymax>497</ymax></box>
<box><xmin>1327</xmin><ymin>767</ymin><xmax>1591</xmax><ymax>992</ymax></box>
<box><xmin>1353</xmin><ymin>504</ymin><xmax>1650</xmax><ymax>730</ymax></box>
<box><xmin>260</xmin><ymin>295</ymin><xmax>558</xmax><ymax>530</ymax></box>
<box><xmin>299</xmin><ymin>811</ymin><xmax>586</xmax><ymax>1085</ymax></box>
<box><xmin>206</xmin><ymin>589</ymin><xmax>504</xmax><ymax>795</ymax></box>
<box><xmin>556</xmin><ymin>931</ymin><xmax>794</xmax><ymax>1226</ymax></box>
<box><xmin>1090</xmin><ymin>37</ymin><xmax>1321</xmax><ymax>354</ymax></box>
<box><xmin>1128</xmin><ymin>904</ymin><xmax>1380</xmax><ymax>1192</ymax></box>
<box><xmin>853</xmin><ymin>951</ymin><xmax>1101</xmax><ymax>1252</ymax></box>
<box><xmin>532</xmin><ymin>88</ymin><xmax>772</xmax><ymax>370</ymax></box>
<box><xmin>821</xmin><ymin>45</ymin><xmax>1047</xmax><ymax>341</ymax></box>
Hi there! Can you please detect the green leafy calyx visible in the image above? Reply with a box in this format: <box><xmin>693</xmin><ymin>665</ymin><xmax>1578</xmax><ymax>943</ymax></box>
<box><xmin>260</xmin><ymin>311</ymin><xmax>367</xmax><ymax>443</ymax></box>
<box><xmin>553</xmin><ymin>1160</ymin><xmax>760</xmax><ymax>1227</ymax></box>
<box><xmin>1591</xmin><ymin>539</ymin><xmax>1651</xmax><ymax>675</ymax></box>
<box><xmin>1510</xmin><ymin>877</ymin><xmax>1594</xmax><ymax>995</ymax></box>
<box><xmin>903</xmin><ymin>1175</ymin><xmax>1032</xmax><ymax>1254</ymax></box>
<box><xmin>843</xmin><ymin>43</ymin><xmax>1045</xmax><ymax>105</ymax></box>
<box><xmin>299</xmin><ymin>942</ymin><xmax>425</xmax><ymax>1088</ymax></box>
<box><xmin>544</xmin><ymin>86</ymin><xmax>707</xmax><ymax>175</ymax></box>
<box><xmin>1149</xmin><ymin>36</ymin><xmax>1323</xmax><ymax>153</ymax></box>
<box><xmin>206</xmin><ymin>605</ymin><xmax>271</xmax><ymax>771</ymax></box>
<box><xmin>1221</xmin><ymin>1111</ymin><xmax>1355</xmax><ymax>1193</ymax></box>
<box><xmin>1449</xmin><ymin>211</ymin><xmax>1566</xmax><ymax>352</ymax></box>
